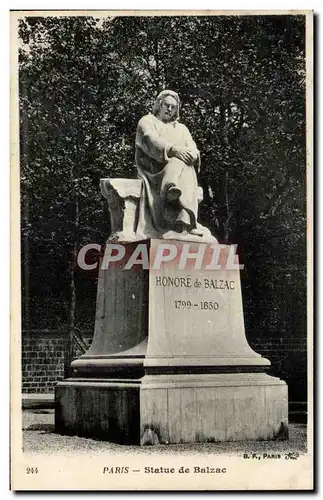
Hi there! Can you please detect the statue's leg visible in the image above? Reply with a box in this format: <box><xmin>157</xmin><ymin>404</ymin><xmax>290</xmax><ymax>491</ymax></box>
<box><xmin>177</xmin><ymin>165</ymin><xmax>199</xmax><ymax>231</ymax></box>
<box><xmin>160</xmin><ymin>158</ymin><xmax>184</xmax><ymax>201</ymax></box>
<box><xmin>160</xmin><ymin>160</ymin><xmax>202</xmax><ymax>232</ymax></box>
<box><xmin>160</xmin><ymin>159</ymin><xmax>190</xmax><ymax>230</ymax></box>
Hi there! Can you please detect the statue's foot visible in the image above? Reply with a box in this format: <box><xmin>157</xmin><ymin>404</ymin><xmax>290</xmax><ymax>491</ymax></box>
<box><xmin>166</xmin><ymin>186</ymin><xmax>181</xmax><ymax>202</ymax></box>
<box><xmin>173</xmin><ymin>222</ymin><xmax>187</xmax><ymax>233</ymax></box>
<box><xmin>189</xmin><ymin>227</ymin><xmax>204</xmax><ymax>237</ymax></box>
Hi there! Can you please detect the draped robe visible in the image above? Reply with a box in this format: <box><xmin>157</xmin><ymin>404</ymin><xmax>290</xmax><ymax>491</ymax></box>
<box><xmin>135</xmin><ymin>113</ymin><xmax>201</xmax><ymax>236</ymax></box>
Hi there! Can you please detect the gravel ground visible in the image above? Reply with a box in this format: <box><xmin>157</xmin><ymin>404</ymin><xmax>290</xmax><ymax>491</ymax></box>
<box><xmin>23</xmin><ymin>410</ymin><xmax>307</xmax><ymax>456</ymax></box>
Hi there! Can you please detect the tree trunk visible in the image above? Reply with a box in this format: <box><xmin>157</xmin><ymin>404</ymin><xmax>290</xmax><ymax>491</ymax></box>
<box><xmin>223</xmin><ymin>169</ymin><xmax>232</xmax><ymax>243</ymax></box>
<box><xmin>22</xmin><ymin>193</ymin><xmax>30</xmax><ymax>330</ymax></box>
<box><xmin>64</xmin><ymin>197</ymin><xmax>79</xmax><ymax>378</ymax></box>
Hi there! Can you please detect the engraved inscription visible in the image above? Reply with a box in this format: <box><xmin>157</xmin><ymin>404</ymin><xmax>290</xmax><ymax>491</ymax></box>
<box><xmin>155</xmin><ymin>275</ymin><xmax>235</xmax><ymax>290</ymax></box>
<box><xmin>174</xmin><ymin>300</ymin><xmax>220</xmax><ymax>311</ymax></box>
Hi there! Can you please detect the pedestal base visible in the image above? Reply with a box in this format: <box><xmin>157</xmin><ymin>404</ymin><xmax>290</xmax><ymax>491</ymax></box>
<box><xmin>55</xmin><ymin>238</ymin><xmax>288</xmax><ymax>444</ymax></box>
<box><xmin>55</xmin><ymin>373</ymin><xmax>288</xmax><ymax>445</ymax></box>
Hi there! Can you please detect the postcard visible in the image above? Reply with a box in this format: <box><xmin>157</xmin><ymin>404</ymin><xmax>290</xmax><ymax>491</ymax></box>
<box><xmin>10</xmin><ymin>10</ymin><xmax>313</xmax><ymax>491</ymax></box>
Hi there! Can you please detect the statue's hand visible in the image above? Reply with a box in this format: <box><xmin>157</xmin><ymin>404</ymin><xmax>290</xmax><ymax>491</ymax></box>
<box><xmin>169</xmin><ymin>146</ymin><xmax>194</xmax><ymax>165</ymax></box>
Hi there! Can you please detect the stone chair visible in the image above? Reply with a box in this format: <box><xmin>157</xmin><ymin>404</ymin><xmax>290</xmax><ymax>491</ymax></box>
<box><xmin>100</xmin><ymin>178</ymin><xmax>204</xmax><ymax>242</ymax></box>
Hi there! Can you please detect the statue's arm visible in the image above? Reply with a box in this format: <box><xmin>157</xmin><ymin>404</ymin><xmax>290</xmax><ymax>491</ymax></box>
<box><xmin>136</xmin><ymin>116</ymin><xmax>171</xmax><ymax>163</ymax></box>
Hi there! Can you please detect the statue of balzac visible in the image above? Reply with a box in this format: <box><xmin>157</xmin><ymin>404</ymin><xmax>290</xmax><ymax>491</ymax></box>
<box><xmin>135</xmin><ymin>90</ymin><xmax>214</xmax><ymax>241</ymax></box>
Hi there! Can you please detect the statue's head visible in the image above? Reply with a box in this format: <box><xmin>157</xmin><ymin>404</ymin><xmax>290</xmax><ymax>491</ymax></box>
<box><xmin>152</xmin><ymin>90</ymin><xmax>180</xmax><ymax>123</ymax></box>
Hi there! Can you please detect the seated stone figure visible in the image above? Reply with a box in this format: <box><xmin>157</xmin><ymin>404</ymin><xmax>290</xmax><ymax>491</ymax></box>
<box><xmin>135</xmin><ymin>90</ymin><xmax>214</xmax><ymax>241</ymax></box>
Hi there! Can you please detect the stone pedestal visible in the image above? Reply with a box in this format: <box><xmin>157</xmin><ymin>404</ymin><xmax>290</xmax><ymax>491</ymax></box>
<box><xmin>55</xmin><ymin>180</ymin><xmax>288</xmax><ymax>444</ymax></box>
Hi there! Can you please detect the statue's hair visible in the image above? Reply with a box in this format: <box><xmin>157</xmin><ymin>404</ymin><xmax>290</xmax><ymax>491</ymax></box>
<box><xmin>152</xmin><ymin>90</ymin><xmax>180</xmax><ymax>121</ymax></box>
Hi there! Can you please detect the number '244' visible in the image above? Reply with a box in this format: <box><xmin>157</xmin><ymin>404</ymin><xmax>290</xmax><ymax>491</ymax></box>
<box><xmin>26</xmin><ymin>467</ymin><xmax>38</xmax><ymax>474</ymax></box>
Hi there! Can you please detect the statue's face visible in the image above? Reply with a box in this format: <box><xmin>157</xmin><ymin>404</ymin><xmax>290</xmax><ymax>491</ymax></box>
<box><xmin>158</xmin><ymin>95</ymin><xmax>178</xmax><ymax>122</ymax></box>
